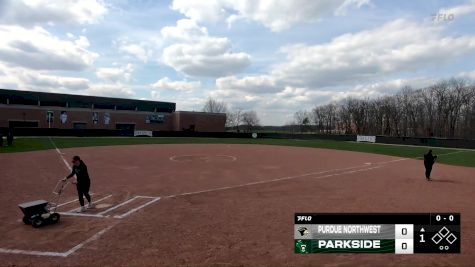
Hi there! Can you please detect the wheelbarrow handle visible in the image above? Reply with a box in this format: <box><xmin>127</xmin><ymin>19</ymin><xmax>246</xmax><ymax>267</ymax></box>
<box><xmin>53</xmin><ymin>179</ymin><xmax>70</xmax><ymax>195</ymax></box>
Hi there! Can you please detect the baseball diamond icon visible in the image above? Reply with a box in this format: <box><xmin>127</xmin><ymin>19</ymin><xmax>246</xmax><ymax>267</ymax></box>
<box><xmin>431</xmin><ymin>226</ymin><xmax>457</xmax><ymax>245</ymax></box>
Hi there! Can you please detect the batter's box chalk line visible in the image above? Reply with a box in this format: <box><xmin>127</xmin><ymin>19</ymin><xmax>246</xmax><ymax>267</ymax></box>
<box><xmin>0</xmin><ymin>196</ymin><xmax>160</xmax><ymax>257</ymax></box>
<box><xmin>60</xmin><ymin>195</ymin><xmax>161</xmax><ymax>219</ymax></box>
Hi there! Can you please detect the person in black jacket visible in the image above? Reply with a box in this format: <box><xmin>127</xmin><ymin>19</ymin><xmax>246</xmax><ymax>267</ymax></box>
<box><xmin>63</xmin><ymin>156</ymin><xmax>94</xmax><ymax>212</ymax></box>
<box><xmin>423</xmin><ymin>150</ymin><xmax>438</xmax><ymax>181</ymax></box>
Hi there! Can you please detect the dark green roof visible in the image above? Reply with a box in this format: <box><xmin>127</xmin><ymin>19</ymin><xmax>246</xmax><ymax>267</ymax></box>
<box><xmin>0</xmin><ymin>89</ymin><xmax>175</xmax><ymax>112</ymax></box>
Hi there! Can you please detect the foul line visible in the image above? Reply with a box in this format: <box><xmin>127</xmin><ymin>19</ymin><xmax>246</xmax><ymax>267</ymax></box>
<box><xmin>62</xmin><ymin>224</ymin><xmax>116</xmax><ymax>257</ymax></box>
<box><xmin>0</xmin><ymin>225</ymin><xmax>116</xmax><ymax>257</ymax></box>
<box><xmin>49</xmin><ymin>137</ymin><xmax>71</xmax><ymax>171</ymax></box>
<box><xmin>414</xmin><ymin>150</ymin><xmax>465</xmax><ymax>159</ymax></box>
<box><xmin>164</xmin><ymin>164</ymin><xmax>387</xmax><ymax>199</ymax></box>
<box><xmin>163</xmin><ymin>151</ymin><xmax>462</xmax><ymax>200</ymax></box>
<box><xmin>169</xmin><ymin>154</ymin><xmax>237</xmax><ymax>162</ymax></box>
<box><xmin>0</xmin><ymin>248</ymin><xmax>65</xmax><ymax>257</ymax></box>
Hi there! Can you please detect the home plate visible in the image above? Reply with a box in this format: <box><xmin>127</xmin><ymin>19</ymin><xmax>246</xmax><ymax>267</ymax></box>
<box><xmin>96</xmin><ymin>203</ymin><xmax>113</xmax><ymax>209</ymax></box>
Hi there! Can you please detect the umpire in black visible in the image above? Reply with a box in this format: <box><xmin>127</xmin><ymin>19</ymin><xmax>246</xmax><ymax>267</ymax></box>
<box><xmin>423</xmin><ymin>150</ymin><xmax>437</xmax><ymax>181</ymax></box>
<box><xmin>63</xmin><ymin>156</ymin><xmax>94</xmax><ymax>212</ymax></box>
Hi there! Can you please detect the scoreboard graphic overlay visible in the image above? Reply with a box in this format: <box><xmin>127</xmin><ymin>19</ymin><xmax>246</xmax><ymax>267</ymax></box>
<box><xmin>294</xmin><ymin>213</ymin><xmax>460</xmax><ymax>254</ymax></box>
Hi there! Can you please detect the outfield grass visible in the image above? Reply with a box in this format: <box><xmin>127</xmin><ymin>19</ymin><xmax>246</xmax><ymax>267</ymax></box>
<box><xmin>1</xmin><ymin>137</ymin><xmax>474</xmax><ymax>167</ymax></box>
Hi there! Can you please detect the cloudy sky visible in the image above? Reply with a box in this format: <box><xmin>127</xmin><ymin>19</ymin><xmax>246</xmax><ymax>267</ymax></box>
<box><xmin>0</xmin><ymin>0</ymin><xmax>475</xmax><ymax>125</ymax></box>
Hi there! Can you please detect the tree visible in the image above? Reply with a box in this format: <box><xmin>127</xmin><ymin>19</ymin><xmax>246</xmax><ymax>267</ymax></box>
<box><xmin>241</xmin><ymin>110</ymin><xmax>260</xmax><ymax>132</ymax></box>
<box><xmin>202</xmin><ymin>98</ymin><xmax>228</xmax><ymax>113</ymax></box>
<box><xmin>298</xmin><ymin>77</ymin><xmax>475</xmax><ymax>138</ymax></box>
<box><xmin>226</xmin><ymin>109</ymin><xmax>242</xmax><ymax>132</ymax></box>
<box><xmin>294</xmin><ymin>110</ymin><xmax>311</xmax><ymax>133</ymax></box>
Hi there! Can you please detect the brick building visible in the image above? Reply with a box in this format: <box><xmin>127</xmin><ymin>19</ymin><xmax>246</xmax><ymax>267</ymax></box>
<box><xmin>0</xmin><ymin>89</ymin><xmax>225</xmax><ymax>132</ymax></box>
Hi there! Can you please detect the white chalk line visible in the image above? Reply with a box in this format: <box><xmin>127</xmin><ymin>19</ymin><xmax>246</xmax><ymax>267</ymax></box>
<box><xmin>0</xmin><ymin>225</ymin><xmax>116</xmax><ymax>258</ymax></box>
<box><xmin>415</xmin><ymin>150</ymin><xmax>465</xmax><ymax>159</ymax></box>
<box><xmin>48</xmin><ymin>137</ymin><xmax>71</xmax><ymax>171</ymax></box>
<box><xmin>163</xmin><ymin>162</ymin><xmax>391</xmax><ymax>199</ymax></box>
<box><xmin>56</xmin><ymin>193</ymin><xmax>96</xmax><ymax>208</ymax></box>
<box><xmin>163</xmin><ymin>151</ymin><xmax>460</xmax><ymax>199</ymax></box>
<box><xmin>113</xmin><ymin>197</ymin><xmax>161</xmax><ymax>219</ymax></box>
<box><xmin>58</xmin><ymin>212</ymin><xmax>105</xmax><ymax>218</ymax></box>
<box><xmin>169</xmin><ymin>154</ymin><xmax>237</xmax><ymax>162</ymax></box>
<box><xmin>0</xmin><ymin>248</ymin><xmax>66</xmax><ymax>257</ymax></box>
<box><xmin>347</xmin><ymin>140</ymin><xmax>475</xmax><ymax>151</ymax></box>
<box><xmin>97</xmin><ymin>196</ymin><xmax>140</xmax><ymax>216</ymax></box>
<box><xmin>66</xmin><ymin>194</ymin><xmax>113</xmax><ymax>213</ymax></box>
<box><xmin>62</xmin><ymin>224</ymin><xmax>116</xmax><ymax>257</ymax></box>
<box><xmin>165</xmin><ymin>151</ymin><xmax>460</xmax><ymax>200</ymax></box>
<box><xmin>2</xmin><ymin>195</ymin><xmax>159</xmax><ymax>257</ymax></box>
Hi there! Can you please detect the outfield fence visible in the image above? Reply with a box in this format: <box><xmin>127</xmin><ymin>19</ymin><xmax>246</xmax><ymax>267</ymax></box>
<box><xmin>2</xmin><ymin>127</ymin><xmax>475</xmax><ymax>149</ymax></box>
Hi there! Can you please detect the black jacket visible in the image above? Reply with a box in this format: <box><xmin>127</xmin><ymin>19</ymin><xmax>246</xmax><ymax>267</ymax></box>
<box><xmin>67</xmin><ymin>160</ymin><xmax>90</xmax><ymax>184</ymax></box>
<box><xmin>424</xmin><ymin>153</ymin><xmax>437</xmax><ymax>166</ymax></box>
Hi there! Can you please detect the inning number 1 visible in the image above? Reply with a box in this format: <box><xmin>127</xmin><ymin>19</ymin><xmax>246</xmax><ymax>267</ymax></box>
<box><xmin>420</xmin><ymin>234</ymin><xmax>425</xmax><ymax>243</ymax></box>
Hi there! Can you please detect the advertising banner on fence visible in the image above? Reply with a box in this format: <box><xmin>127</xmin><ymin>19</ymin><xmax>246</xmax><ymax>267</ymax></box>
<box><xmin>134</xmin><ymin>130</ymin><xmax>153</xmax><ymax>137</ymax></box>
<box><xmin>356</xmin><ymin>135</ymin><xmax>376</xmax><ymax>143</ymax></box>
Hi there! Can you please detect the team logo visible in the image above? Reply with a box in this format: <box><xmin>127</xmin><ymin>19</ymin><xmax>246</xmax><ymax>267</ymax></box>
<box><xmin>295</xmin><ymin>240</ymin><xmax>309</xmax><ymax>253</ymax></box>
<box><xmin>298</xmin><ymin>226</ymin><xmax>310</xmax><ymax>236</ymax></box>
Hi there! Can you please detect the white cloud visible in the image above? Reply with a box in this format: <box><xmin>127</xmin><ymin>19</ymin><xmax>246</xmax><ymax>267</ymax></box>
<box><xmin>118</xmin><ymin>42</ymin><xmax>149</xmax><ymax>63</ymax></box>
<box><xmin>85</xmin><ymin>83</ymin><xmax>135</xmax><ymax>98</ymax></box>
<box><xmin>216</xmin><ymin>75</ymin><xmax>278</xmax><ymax>93</ymax></box>
<box><xmin>438</xmin><ymin>1</ymin><xmax>475</xmax><ymax>18</ymax></box>
<box><xmin>160</xmin><ymin>19</ymin><xmax>208</xmax><ymax>41</ymax></box>
<box><xmin>0</xmin><ymin>25</ymin><xmax>98</xmax><ymax>70</ymax></box>
<box><xmin>22</xmin><ymin>73</ymin><xmax>90</xmax><ymax>91</ymax></box>
<box><xmin>457</xmin><ymin>70</ymin><xmax>475</xmax><ymax>81</ymax></box>
<box><xmin>171</xmin><ymin>0</ymin><xmax>370</xmax><ymax>32</ymax></box>
<box><xmin>271</xmin><ymin>19</ymin><xmax>475</xmax><ymax>87</ymax></box>
<box><xmin>208</xmin><ymin>89</ymin><xmax>262</xmax><ymax>110</ymax></box>
<box><xmin>207</xmin><ymin>76</ymin><xmax>439</xmax><ymax>125</ymax></box>
<box><xmin>0</xmin><ymin>63</ymin><xmax>89</xmax><ymax>91</ymax></box>
<box><xmin>213</xmin><ymin>19</ymin><xmax>469</xmax><ymax>95</ymax></box>
<box><xmin>335</xmin><ymin>0</ymin><xmax>372</xmax><ymax>16</ymax></box>
<box><xmin>170</xmin><ymin>1</ymin><xmax>228</xmax><ymax>23</ymax></box>
<box><xmin>0</xmin><ymin>0</ymin><xmax>107</xmax><ymax>26</ymax></box>
<box><xmin>162</xmin><ymin>39</ymin><xmax>250</xmax><ymax>77</ymax></box>
<box><xmin>346</xmin><ymin>77</ymin><xmax>436</xmax><ymax>96</ymax></box>
<box><xmin>0</xmin><ymin>62</ymin><xmax>135</xmax><ymax>99</ymax></box>
<box><xmin>96</xmin><ymin>64</ymin><xmax>134</xmax><ymax>82</ymax></box>
<box><xmin>151</xmin><ymin>77</ymin><xmax>201</xmax><ymax>91</ymax></box>
<box><xmin>161</xmin><ymin>19</ymin><xmax>251</xmax><ymax>77</ymax></box>
<box><xmin>74</xmin><ymin>36</ymin><xmax>90</xmax><ymax>48</ymax></box>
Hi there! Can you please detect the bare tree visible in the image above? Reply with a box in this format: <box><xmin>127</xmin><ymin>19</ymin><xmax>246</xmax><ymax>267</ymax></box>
<box><xmin>241</xmin><ymin>110</ymin><xmax>260</xmax><ymax>132</ymax></box>
<box><xmin>294</xmin><ymin>110</ymin><xmax>311</xmax><ymax>133</ymax></box>
<box><xmin>202</xmin><ymin>98</ymin><xmax>228</xmax><ymax>113</ymax></box>
<box><xmin>298</xmin><ymin>77</ymin><xmax>475</xmax><ymax>138</ymax></box>
<box><xmin>226</xmin><ymin>109</ymin><xmax>242</xmax><ymax>132</ymax></box>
